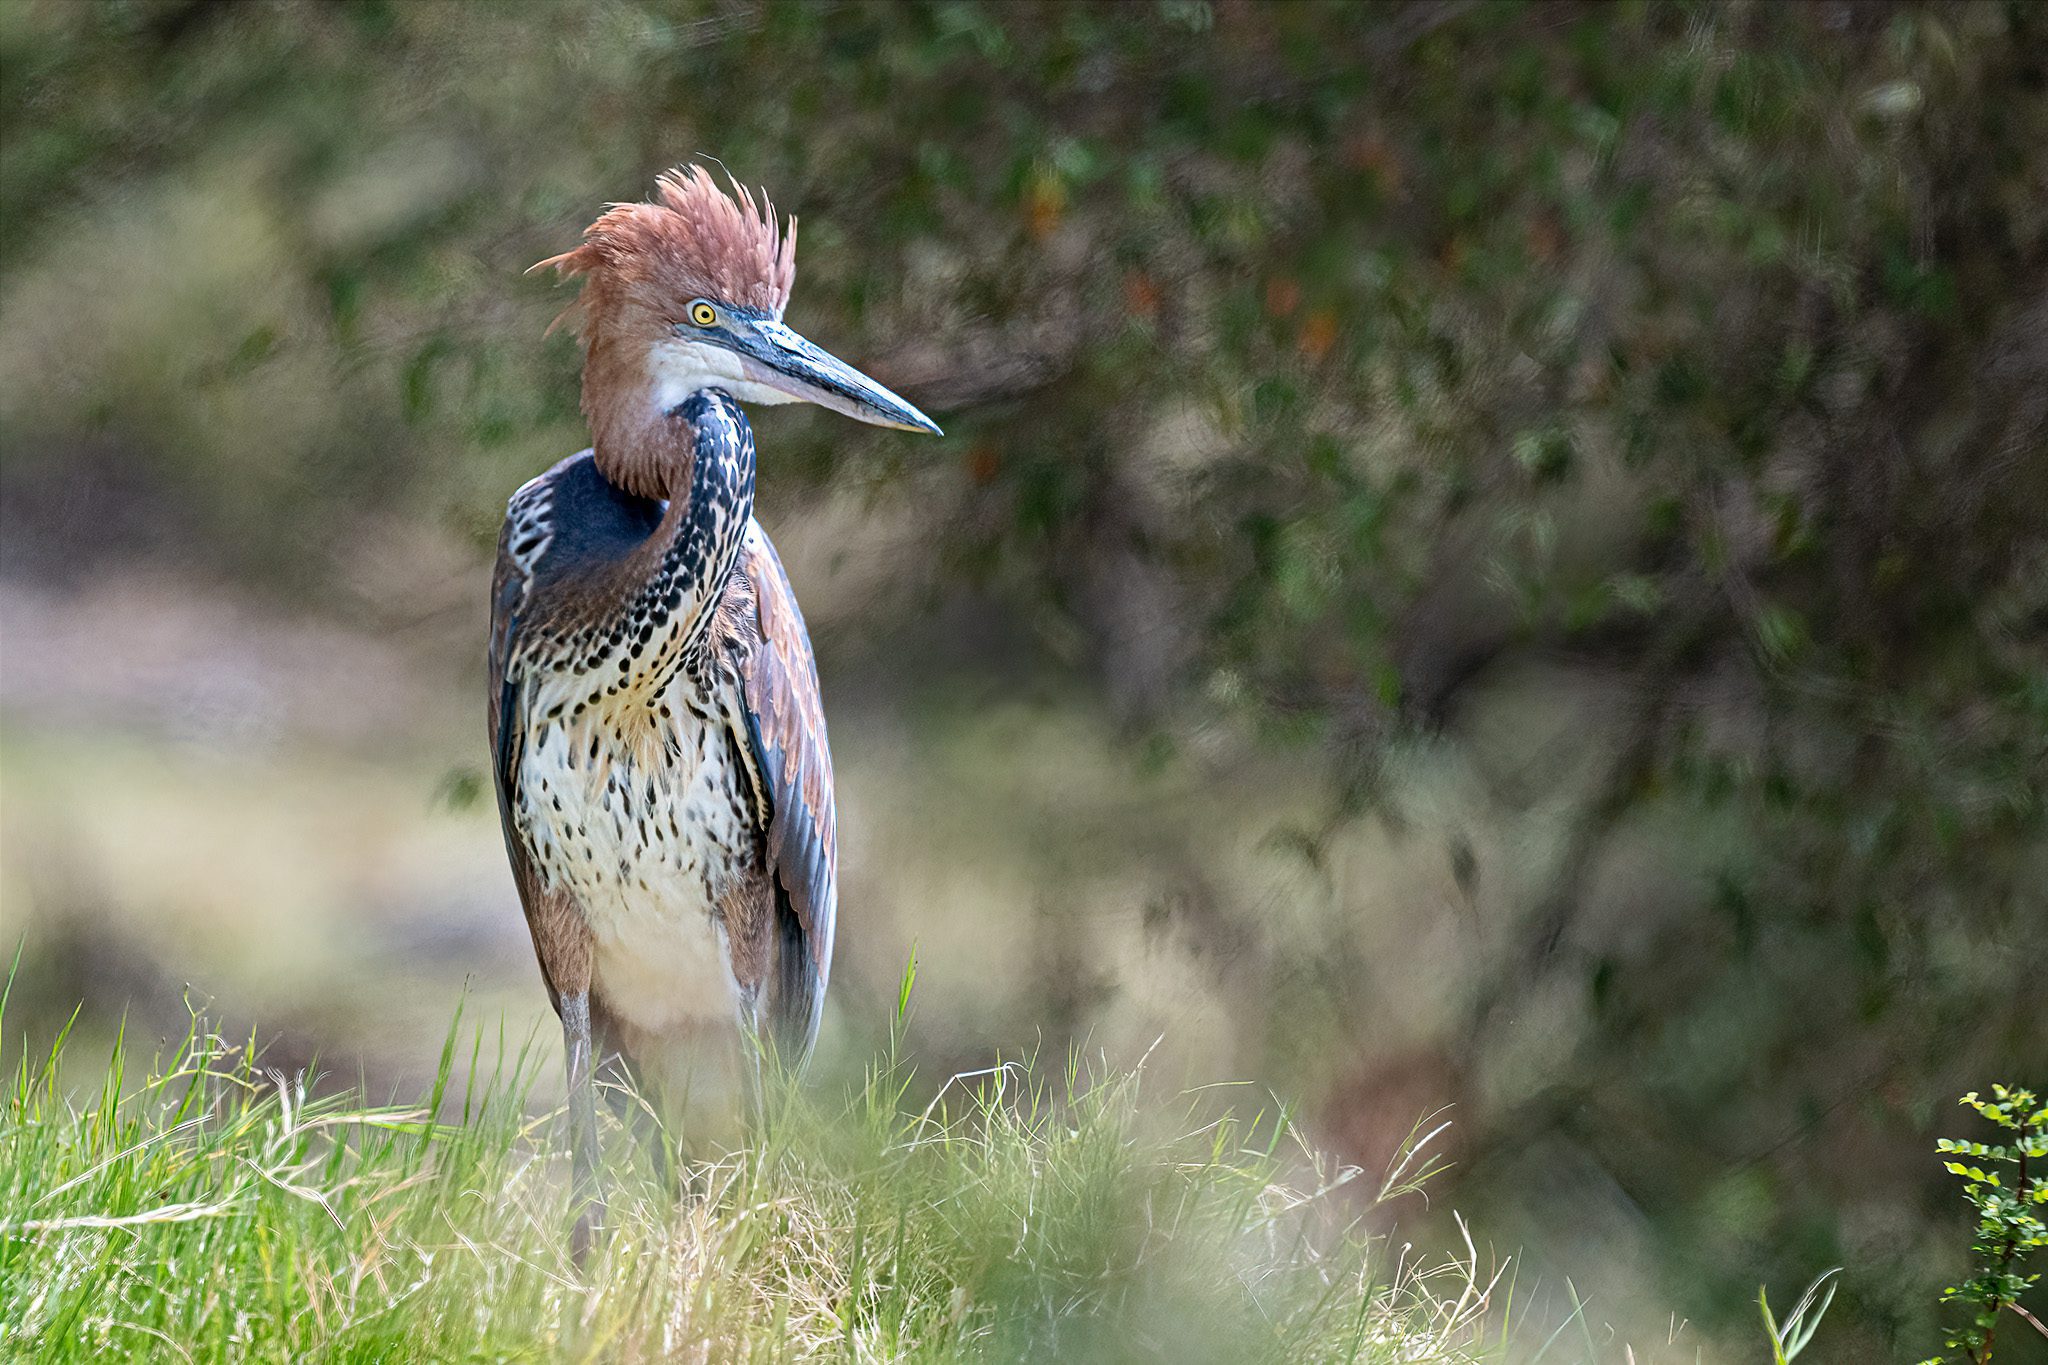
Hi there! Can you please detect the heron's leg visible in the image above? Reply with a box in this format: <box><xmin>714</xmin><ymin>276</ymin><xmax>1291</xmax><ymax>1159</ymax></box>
<box><xmin>624</xmin><ymin>1067</ymin><xmax>680</xmax><ymax>1197</ymax></box>
<box><xmin>560</xmin><ymin>990</ymin><xmax>605</xmax><ymax>1261</ymax></box>
<box><xmin>736</xmin><ymin>1001</ymin><xmax>770</xmax><ymax>1131</ymax></box>
<box><xmin>592</xmin><ymin>1044</ymin><xmax>670</xmax><ymax>1189</ymax></box>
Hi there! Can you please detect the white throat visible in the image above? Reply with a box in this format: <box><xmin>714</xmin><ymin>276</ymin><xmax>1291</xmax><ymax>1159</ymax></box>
<box><xmin>648</xmin><ymin>338</ymin><xmax>797</xmax><ymax>416</ymax></box>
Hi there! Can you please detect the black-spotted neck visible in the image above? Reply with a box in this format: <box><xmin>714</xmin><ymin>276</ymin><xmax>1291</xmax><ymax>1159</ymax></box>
<box><xmin>617</xmin><ymin>388</ymin><xmax>755</xmax><ymax>685</ymax></box>
<box><xmin>528</xmin><ymin>388</ymin><xmax>756</xmax><ymax>701</ymax></box>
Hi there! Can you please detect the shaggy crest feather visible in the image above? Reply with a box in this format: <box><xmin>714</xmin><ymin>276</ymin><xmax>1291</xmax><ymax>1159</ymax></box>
<box><xmin>533</xmin><ymin>164</ymin><xmax>798</xmax><ymax>330</ymax></box>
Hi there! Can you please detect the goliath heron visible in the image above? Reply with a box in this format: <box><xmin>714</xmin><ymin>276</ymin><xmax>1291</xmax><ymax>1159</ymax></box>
<box><xmin>489</xmin><ymin>166</ymin><xmax>938</xmax><ymax>1240</ymax></box>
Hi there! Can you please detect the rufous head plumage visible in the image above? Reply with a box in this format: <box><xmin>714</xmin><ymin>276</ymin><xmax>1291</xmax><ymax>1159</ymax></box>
<box><xmin>531</xmin><ymin>163</ymin><xmax>937</xmax><ymax>501</ymax></box>
<box><xmin>534</xmin><ymin>165</ymin><xmax>797</xmax><ymax>337</ymax></box>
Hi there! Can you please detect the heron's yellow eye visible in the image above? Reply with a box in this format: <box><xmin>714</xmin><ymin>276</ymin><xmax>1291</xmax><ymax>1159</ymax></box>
<box><xmin>690</xmin><ymin>302</ymin><xmax>718</xmax><ymax>327</ymax></box>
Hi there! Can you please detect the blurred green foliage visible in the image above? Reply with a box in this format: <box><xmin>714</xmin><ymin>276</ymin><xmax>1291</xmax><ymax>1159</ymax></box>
<box><xmin>1924</xmin><ymin>1086</ymin><xmax>2048</xmax><ymax>1365</ymax></box>
<box><xmin>3</xmin><ymin>1</ymin><xmax>2045</xmax><ymax>1358</ymax></box>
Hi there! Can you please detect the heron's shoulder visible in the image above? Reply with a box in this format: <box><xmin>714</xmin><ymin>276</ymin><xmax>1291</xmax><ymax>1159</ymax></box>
<box><xmin>498</xmin><ymin>450</ymin><xmax>667</xmax><ymax>592</ymax></box>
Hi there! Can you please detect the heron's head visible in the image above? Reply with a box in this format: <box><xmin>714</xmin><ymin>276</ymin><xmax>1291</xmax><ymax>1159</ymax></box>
<box><xmin>535</xmin><ymin>165</ymin><xmax>939</xmax><ymax>485</ymax></box>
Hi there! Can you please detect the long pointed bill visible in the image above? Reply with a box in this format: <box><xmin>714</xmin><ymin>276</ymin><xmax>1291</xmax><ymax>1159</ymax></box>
<box><xmin>734</xmin><ymin>319</ymin><xmax>942</xmax><ymax>435</ymax></box>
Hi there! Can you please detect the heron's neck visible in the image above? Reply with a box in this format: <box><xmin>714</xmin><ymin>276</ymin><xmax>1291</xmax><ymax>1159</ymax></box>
<box><xmin>600</xmin><ymin>387</ymin><xmax>756</xmax><ymax>684</ymax></box>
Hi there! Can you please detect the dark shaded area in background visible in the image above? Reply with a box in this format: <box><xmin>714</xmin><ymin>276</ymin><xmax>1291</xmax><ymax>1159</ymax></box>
<box><xmin>2</xmin><ymin>1</ymin><xmax>2043</xmax><ymax>1359</ymax></box>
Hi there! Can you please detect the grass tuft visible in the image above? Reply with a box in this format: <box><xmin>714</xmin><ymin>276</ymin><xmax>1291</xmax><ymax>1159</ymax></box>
<box><xmin>0</xmin><ymin>1005</ymin><xmax>1498</xmax><ymax>1362</ymax></box>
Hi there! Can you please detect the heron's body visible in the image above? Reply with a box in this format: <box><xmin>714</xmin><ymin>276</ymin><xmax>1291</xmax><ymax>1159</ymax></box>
<box><xmin>490</xmin><ymin>167</ymin><xmax>934</xmax><ymax>1248</ymax></box>
<box><xmin>492</xmin><ymin>395</ymin><xmax>837</xmax><ymax>1081</ymax></box>
<box><xmin>500</xmin><ymin>449</ymin><xmax>775</xmax><ymax>1064</ymax></box>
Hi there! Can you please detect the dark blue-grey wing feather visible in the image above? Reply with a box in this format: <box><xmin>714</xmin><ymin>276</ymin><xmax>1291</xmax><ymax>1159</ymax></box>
<box><xmin>488</xmin><ymin>463</ymin><xmax>554</xmax><ymax>1004</ymax></box>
